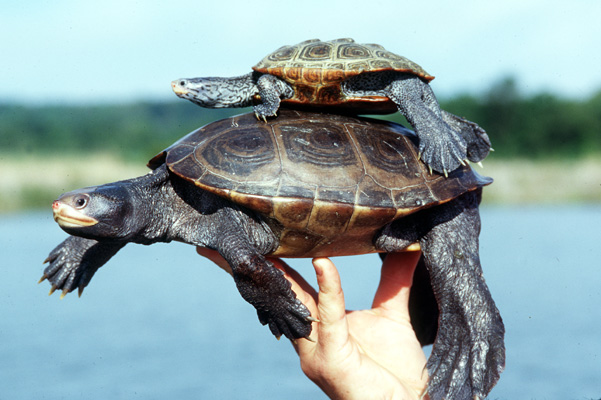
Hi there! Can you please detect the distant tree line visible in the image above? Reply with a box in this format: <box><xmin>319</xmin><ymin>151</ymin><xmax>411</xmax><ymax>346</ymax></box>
<box><xmin>439</xmin><ymin>77</ymin><xmax>601</xmax><ymax>159</ymax></box>
<box><xmin>1</xmin><ymin>77</ymin><xmax>600</xmax><ymax>161</ymax></box>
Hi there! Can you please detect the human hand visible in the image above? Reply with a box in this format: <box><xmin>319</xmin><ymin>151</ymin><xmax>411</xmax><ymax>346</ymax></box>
<box><xmin>196</xmin><ymin>248</ymin><xmax>429</xmax><ymax>400</ymax></box>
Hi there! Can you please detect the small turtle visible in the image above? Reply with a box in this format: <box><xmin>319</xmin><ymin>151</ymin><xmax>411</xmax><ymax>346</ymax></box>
<box><xmin>42</xmin><ymin>110</ymin><xmax>504</xmax><ymax>399</ymax></box>
<box><xmin>172</xmin><ymin>38</ymin><xmax>491</xmax><ymax>175</ymax></box>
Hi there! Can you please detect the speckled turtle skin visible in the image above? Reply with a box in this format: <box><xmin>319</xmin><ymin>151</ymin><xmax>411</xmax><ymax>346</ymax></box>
<box><xmin>172</xmin><ymin>38</ymin><xmax>492</xmax><ymax>175</ymax></box>
<box><xmin>43</xmin><ymin>110</ymin><xmax>504</xmax><ymax>399</ymax></box>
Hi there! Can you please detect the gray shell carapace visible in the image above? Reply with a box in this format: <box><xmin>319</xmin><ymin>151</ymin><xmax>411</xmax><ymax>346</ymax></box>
<box><xmin>149</xmin><ymin>110</ymin><xmax>490</xmax><ymax>257</ymax></box>
<box><xmin>252</xmin><ymin>38</ymin><xmax>434</xmax><ymax>111</ymax></box>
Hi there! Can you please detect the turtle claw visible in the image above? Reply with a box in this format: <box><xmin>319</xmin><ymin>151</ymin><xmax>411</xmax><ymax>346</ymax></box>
<box><xmin>416</xmin><ymin>123</ymin><xmax>467</xmax><ymax>177</ymax></box>
<box><xmin>306</xmin><ymin>316</ymin><xmax>320</xmax><ymax>323</ymax></box>
<box><xmin>304</xmin><ymin>335</ymin><xmax>317</xmax><ymax>343</ymax></box>
<box><xmin>232</xmin><ymin>256</ymin><xmax>312</xmax><ymax>340</ymax></box>
<box><xmin>41</xmin><ymin>237</ymin><xmax>122</xmax><ymax>301</ymax></box>
<box><xmin>253</xmin><ymin>111</ymin><xmax>270</xmax><ymax>123</ymax></box>
<box><xmin>38</xmin><ymin>275</ymin><xmax>47</xmax><ymax>284</ymax></box>
<box><xmin>477</xmin><ymin>161</ymin><xmax>484</xmax><ymax>169</ymax></box>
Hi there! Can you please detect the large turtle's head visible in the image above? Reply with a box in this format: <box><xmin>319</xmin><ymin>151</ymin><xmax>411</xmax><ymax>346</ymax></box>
<box><xmin>52</xmin><ymin>183</ymin><xmax>135</xmax><ymax>239</ymax></box>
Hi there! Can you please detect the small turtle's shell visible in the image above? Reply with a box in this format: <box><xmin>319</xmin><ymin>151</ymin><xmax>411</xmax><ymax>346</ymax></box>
<box><xmin>253</xmin><ymin>38</ymin><xmax>434</xmax><ymax>112</ymax></box>
<box><xmin>149</xmin><ymin>110</ymin><xmax>490</xmax><ymax>257</ymax></box>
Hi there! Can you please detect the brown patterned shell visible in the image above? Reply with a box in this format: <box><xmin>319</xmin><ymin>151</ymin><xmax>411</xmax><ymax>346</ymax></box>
<box><xmin>252</xmin><ymin>38</ymin><xmax>435</xmax><ymax>111</ymax></box>
<box><xmin>149</xmin><ymin>110</ymin><xmax>490</xmax><ymax>258</ymax></box>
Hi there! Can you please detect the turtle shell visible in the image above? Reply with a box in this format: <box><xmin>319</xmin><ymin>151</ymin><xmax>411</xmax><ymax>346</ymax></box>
<box><xmin>252</xmin><ymin>38</ymin><xmax>435</xmax><ymax>112</ymax></box>
<box><xmin>149</xmin><ymin>110</ymin><xmax>490</xmax><ymax>257</ymax></box>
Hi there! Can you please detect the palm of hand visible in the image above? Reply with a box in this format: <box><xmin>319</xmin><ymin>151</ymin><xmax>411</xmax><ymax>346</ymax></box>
<box><xmin>291</xmin><ymin>253</ymin><xmax>429</xmax><ymax>400</ymax></box>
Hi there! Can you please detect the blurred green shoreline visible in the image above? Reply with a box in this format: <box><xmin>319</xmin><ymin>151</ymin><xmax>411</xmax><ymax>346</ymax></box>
<box><xmin>2</xmin><ymin>77</ymin><xmax>600</xmax><ymax>212</ymax></box>
<box><xmin>1</xmin><ymin>153</ymin><xmax>599</xmax><ymax>214</ymax></box>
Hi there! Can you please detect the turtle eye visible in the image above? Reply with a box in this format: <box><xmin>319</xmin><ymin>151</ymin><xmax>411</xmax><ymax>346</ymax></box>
<box><xmin>74</xmin><ymin>195</ymin><xmax>89</xmax><ymax>209</ymax></box>
<box><xmin>179</xmin><ymin>80</ymin><xmax>186</xmax><ymax>86</ymax></box>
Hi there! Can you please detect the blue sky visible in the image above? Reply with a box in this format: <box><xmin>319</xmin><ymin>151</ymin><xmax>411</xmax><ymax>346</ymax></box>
<box><xmin>2</xmin><ymin>0</ymin><xmax>600</xmax><ymax>104</ymax></box>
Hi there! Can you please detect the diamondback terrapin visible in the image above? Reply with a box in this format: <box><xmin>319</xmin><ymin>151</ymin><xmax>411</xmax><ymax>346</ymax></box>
<box><xmin>171</xmin><ymin>38</ymin><xmax>491</xmax><ymax>175</ymax></box>
<box><xmin>42</xmin><ymin>110</ymin><xmax>504</xmax><ymax>399</ymax></box>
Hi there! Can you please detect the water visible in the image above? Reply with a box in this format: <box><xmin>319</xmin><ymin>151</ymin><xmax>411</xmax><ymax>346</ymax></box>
<box><xmin>1</xmin><ymin>207</ymin><xmax>601</xmax><ymax>399</ymax></box>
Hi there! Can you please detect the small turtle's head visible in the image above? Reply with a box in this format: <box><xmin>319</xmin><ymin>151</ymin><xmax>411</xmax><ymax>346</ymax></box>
<box><xmin>52</xmin><ymin>183</ymin><xmax>135</xmax><ymax>239</ymax></box>
<box><xmin>171</xmin><ymin>77</ymin><xmax>226</xmax><ymax>107</ymax></box>
<box><xmin>171</xmin><ymin>75</ymin><xmax>254</xmax><ymax>108</ymax></box>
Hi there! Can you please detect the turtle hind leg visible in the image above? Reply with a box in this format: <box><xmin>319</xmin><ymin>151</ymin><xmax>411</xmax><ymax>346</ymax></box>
<box><xmin>375</xmin><ymin>192</ymin><xmax>505</xmax><ymax>399</ymax></box>
<box><xmin>421</xmin><ymin>192</ymin><xmax>505</xmax><ymax>399</ymax></box>
<box><xmin>386</xmin><ymin>77</ymin><xmax>467</xmax><ymax>175</ymax></box>
<box><xmin>441</xmin><ymin>110</ymin><xmax>492</xmax><ymax>163</ymax></box>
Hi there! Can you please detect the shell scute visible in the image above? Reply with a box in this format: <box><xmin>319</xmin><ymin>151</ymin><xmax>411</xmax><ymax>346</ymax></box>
<box><xmin>272</xmin><ymin>197</ymin><xmax>314</xmax><ymax>229</ymax></box>
<box><xmin>299</xmin><ymin>42</ymin><xmax>334</xmax><ymax>61</ymax></box>
<box><xmin>356</xmin><ymin>175</ymin><xmax>395</xmax><ymax>209</ymax></box>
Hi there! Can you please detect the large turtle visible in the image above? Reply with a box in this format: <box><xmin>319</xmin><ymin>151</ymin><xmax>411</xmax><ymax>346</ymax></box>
<box><xmin>171</xmin><ymin>38</ymin><xmax>491</xmax><ymax>176</ymax></box>
<box><xmin>42</xmin><ymin>110</ymin><xmax>504</xmax><ymax>399</ymax></box>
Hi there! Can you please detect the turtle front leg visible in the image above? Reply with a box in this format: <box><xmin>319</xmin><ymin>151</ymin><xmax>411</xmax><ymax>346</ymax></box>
<box><xmin>387</xmin><ymin>77</ymin><xmax>467</xmax><ymax>175</ymax></box>
<box><xmin>215</xmin><ymin>233</ymin><xmax>312</xmax><ymax>339</ymax></box>
<box><xmin>253</xmin><ymin>74</ymin><xmax>293</xmax><ymax>121</ymax></box>
<box><xmin>41</xmin><ymin>236</ymin><xmax>125</xmax><ymax>298</ymax></box>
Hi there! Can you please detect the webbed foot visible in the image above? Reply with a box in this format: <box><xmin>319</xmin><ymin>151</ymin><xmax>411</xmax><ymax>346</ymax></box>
<box><xmin>417</xmin><ymin>128</ymin><xmax>467</xmax><ymax>176</ymax></box>
<box><xmin>441</xmin><ymin>110</ymin><xmax>491</xmax><ymax>163</ymax></box>
<box><xmin>426</xmin><ymin>308</ymin><xmax>505</xmax><ymax>399</ymax></box>
<box><xmin>41</xmin><ymin>236</ymin><xmax>124</xmax><ymax>298</ymax></box>
<box><xmin>232</xmin><ymin>255</ymin><xmax>312</xmax><ymax>339</ymax></box>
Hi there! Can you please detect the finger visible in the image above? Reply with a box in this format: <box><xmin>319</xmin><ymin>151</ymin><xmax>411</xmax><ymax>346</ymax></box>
<box><xmin>296</xmin><ymin>257</ymin><xmax>349</xmax><ymax>356</ymax></box>
<box><xmin>371</xmin><ymin>251</ymin><xmax>421</xmax><ymax>312</ymax></box>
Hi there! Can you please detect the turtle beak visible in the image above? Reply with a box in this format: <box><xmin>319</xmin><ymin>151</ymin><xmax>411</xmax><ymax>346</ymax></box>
<box><xmin>171</xmin><ymin>79</ymin><xmax>189</xmax><ymax>96</ymax></box>
<box><xmin>52</xmin><ymin>198</ymin><xmax>98</xmax><ymax>229</ymax></box>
